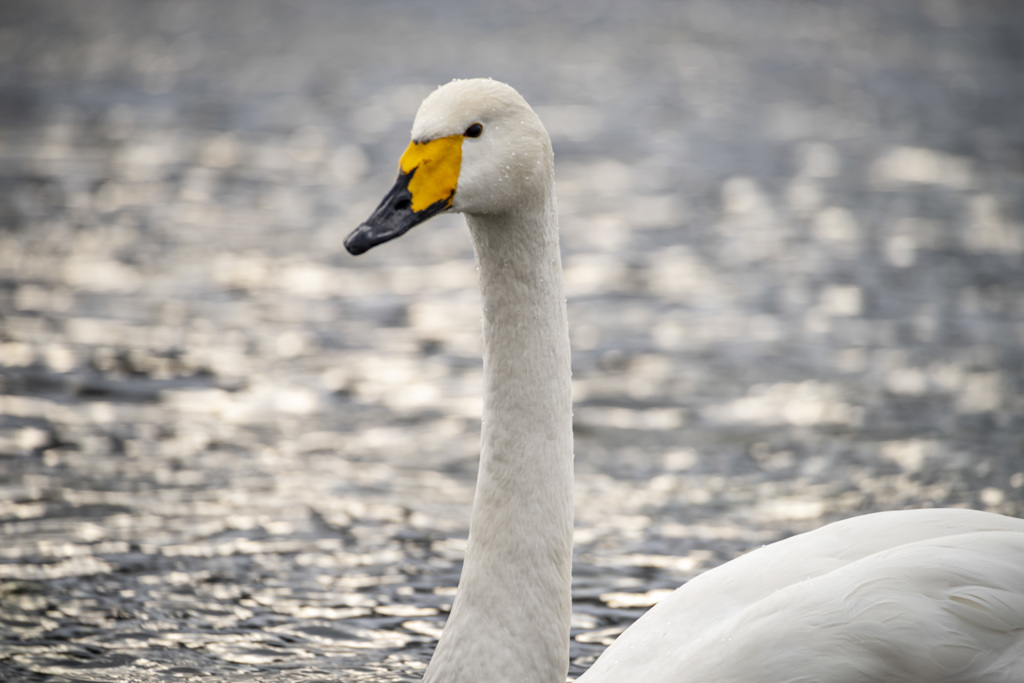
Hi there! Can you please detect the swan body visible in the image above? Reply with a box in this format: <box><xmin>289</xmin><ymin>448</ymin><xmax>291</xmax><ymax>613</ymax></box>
<box><xmin>345</xmin><ymin>78</ymin><xmax>1024</xmax><ymax>683</ymax></box>
<box><xmin>584</xmin><ymin>508</ymin><xmax>1024</xmax><ymax>682</ymax></box>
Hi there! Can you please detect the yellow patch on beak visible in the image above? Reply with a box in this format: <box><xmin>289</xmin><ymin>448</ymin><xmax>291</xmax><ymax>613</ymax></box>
<box><xmin>399</xmin><ymin>135</ymin><xmax>462</xmax><ymax>213</ymax></box>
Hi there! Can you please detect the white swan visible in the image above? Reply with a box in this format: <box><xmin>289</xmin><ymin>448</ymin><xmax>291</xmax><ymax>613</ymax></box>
<box><xmin>345</xmin><ymin>78</ymin><xmax>1024</xmax><ymax>683</ymax></box>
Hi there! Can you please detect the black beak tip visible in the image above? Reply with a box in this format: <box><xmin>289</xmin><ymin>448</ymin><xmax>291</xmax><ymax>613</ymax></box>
<box><xmin>344</xmin><ymin>226</ymin><xmax>374</xmax><ymax>255</ymax></box>
<box><xmin>345</xmin><ymin>171</ymin><xmax>449</xmax><ymax>256</ymax></box>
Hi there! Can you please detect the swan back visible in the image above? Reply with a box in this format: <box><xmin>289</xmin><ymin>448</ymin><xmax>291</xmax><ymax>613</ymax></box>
<box><xmin>580</xmin><ymin>508</ymin><xmax>1024</xmax><ymax>682</ymax></box>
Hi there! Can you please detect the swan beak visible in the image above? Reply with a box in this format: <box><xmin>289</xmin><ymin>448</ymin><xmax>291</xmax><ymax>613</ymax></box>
<box><xmin>345</xmin><ymin>135</ymin><xmax>462</xmax><ymax>255</ymax></box>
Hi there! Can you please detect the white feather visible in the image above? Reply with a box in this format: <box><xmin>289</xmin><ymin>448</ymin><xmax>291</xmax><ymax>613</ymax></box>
<box><xmin>583</xmin><ymin>510</ymin><xmax>1024</xmax><ymax>682</ymax></box>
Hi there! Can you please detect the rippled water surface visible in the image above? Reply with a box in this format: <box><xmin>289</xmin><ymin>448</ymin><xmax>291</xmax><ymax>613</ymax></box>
<box><xmin>2</xmin><ymin>1</ymin><xmax>1023</xmax><ymax>681</ymax></box>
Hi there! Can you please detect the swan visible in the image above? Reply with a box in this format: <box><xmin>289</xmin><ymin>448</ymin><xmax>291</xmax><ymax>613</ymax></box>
<box><xmin>344</xmin><ymin>78</ymin><xmax>1024</xmax><ymax>683</ymax></box>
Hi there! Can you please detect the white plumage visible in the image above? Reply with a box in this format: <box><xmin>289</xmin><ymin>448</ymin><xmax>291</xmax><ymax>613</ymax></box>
<box><xmin>345</xmin><ymin>78</ymin><xmax>1024</xmax><ymax>683</ymax></box>
<box><xmin>585</xmin><ymin>509</ymin><xmax>1024</xmax><ymax>682</ymax></box>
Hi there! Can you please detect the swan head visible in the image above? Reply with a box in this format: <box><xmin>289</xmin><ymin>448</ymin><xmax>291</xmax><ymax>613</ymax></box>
<box><xmin>345</xmin><ymin>78</ymin><xmax>553</xmax><ymax>254</ymax></box>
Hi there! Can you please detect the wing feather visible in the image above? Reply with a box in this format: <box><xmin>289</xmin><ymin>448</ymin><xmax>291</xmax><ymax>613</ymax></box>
<box><xmin>580</xmin><ymin>509</ymin><xmax>1024</xmax><ymax>683</ymax></box>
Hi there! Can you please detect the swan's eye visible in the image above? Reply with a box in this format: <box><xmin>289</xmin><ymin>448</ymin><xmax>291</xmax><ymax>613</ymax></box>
<box><xmin>464</xmin><ymin>123</ymin><xmax>483</xmax><ymax>138</ymax></box>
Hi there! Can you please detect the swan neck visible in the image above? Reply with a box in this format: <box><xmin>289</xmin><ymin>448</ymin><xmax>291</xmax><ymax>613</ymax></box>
<box><xmin>424</xmin><ymin>196</ymin><xmax>574</xmax><ymax>683</ymax></box>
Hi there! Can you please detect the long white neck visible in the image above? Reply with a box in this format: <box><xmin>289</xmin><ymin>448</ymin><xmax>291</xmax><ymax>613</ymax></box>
<box><xmin>423</xmin><ymin>191</ymin><xmax>574</xmax><ymax>683</ymax></box>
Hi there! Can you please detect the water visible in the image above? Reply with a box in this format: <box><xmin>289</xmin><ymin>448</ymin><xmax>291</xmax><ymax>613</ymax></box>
<box><xmin>1</xmin><ymin>0</ymin><xmax>1023</xmax><ymax>681</ymax></box>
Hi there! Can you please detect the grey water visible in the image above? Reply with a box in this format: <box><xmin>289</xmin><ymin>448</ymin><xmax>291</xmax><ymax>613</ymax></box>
<box><xmin>1</xmin><ymin>0</ymin><xmax>1023</xmax><ymax>681</ymax></box>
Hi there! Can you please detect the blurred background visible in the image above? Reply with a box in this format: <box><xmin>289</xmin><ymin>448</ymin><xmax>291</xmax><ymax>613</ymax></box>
<box><xmin>1</xmin><ymin>0</ymin><xmax>1023</xmax><ymax>680</ymax></box>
